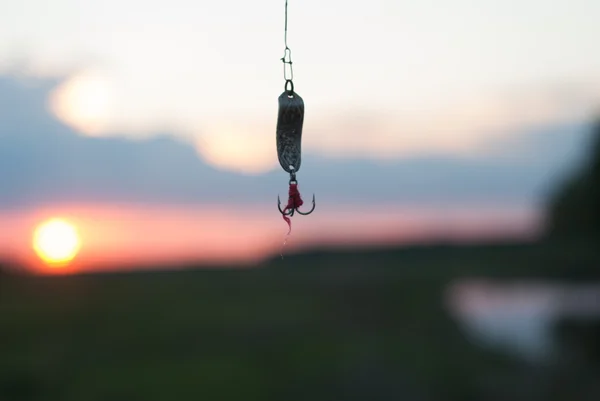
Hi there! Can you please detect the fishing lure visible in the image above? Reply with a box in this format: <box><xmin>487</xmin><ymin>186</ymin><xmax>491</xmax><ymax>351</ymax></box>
<box><xmin>276</xmin><ymin>0</ymin><xmax>315</xmax><ymax>232</ymax></box>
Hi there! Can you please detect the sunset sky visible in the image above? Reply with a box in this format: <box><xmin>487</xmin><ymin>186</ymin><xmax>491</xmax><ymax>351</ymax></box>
<box><xmin>1</xmin><ymin>0</ymin><xmax>599</xmax><ymax>272</ymax></box>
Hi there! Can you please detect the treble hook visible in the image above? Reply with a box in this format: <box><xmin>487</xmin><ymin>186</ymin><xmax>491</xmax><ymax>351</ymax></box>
<box><xmin>277</xmin><ymin>171</ymin><xmax>316</xmax><ymax>217</ymax></box>
<box><xmin>277</xmin><ymin>193</ymin><xmax>316</xmax><ymax>216</ymax></box>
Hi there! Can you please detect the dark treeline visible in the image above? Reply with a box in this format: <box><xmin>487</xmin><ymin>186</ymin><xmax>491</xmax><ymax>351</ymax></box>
<box><xmin>547</xmin><ymin>114</ymin><xmax>600</xmax><ymax>238</ymax></box>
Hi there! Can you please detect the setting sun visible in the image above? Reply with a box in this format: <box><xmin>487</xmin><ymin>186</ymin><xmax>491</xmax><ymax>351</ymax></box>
<box><xmin>33</xmin><ymin>218</ymin><xmax>81</xmax><ymax>267</ymax></box>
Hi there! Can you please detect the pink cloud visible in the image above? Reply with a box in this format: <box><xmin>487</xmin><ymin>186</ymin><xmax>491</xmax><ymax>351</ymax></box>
<box><xmin>0</xmin><ymin>202</ymin><xmax>542</xmax><ymax>274</ymax></box>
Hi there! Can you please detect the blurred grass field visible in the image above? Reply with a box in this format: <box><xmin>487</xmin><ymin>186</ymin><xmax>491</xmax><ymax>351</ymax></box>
<box><xmin>1</xmin><ymin>239</ymin><xmax>599</xmax><ymax>401</ymax></box>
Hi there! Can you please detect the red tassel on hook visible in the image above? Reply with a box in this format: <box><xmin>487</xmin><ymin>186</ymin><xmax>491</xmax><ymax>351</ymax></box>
<box><xmin>277</xmin><ymin>177</ymin><xmax>316</xmax><ymax>235</ymax></box>
<box><xmin>282</xmin><ymin>183</ymin><xmax>304</xmax><ymax>233</ymax></box>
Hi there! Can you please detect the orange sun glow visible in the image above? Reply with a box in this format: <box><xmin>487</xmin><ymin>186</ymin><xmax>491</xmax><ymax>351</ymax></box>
<box><xmin>33</xmin><ymin>218</ymin><xmax>82</xmax><ymax>267</ymax></box>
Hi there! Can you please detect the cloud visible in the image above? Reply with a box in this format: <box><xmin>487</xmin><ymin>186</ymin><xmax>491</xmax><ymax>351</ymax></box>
<box><xmin>14</xmin><ymin>57</ymin><xmax>599</xmax><ymax>174</ymax></box>
<box><xmin>191</xmin><ymin>78</ymin><xmax>600</xmax><ymax>173</ymax></box>
<box><xmin>305</xmin><ymin>79</ymin><xmax>600</xmax><ymax>159</ymax></box>
<box><xmin>0</xmin><ymin>74</ymin><xmax>593</xmax><ymax>211</ymax></box>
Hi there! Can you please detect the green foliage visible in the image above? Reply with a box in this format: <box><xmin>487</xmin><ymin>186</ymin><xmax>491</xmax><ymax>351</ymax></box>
<box><xmin>1</xmin><ymin>241</ymin><xmax>599</xmax><ymax>401</ymax></box>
